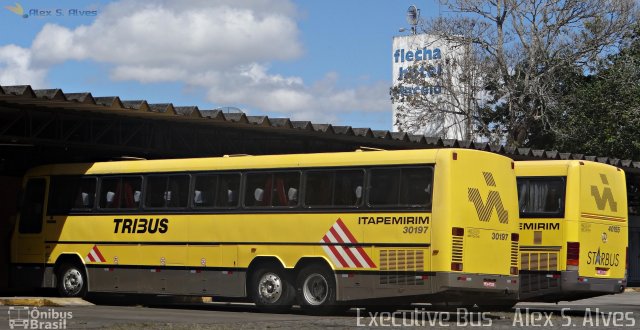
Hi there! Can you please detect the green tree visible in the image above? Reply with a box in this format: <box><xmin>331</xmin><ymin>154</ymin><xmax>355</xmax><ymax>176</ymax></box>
<box><xmin>553</xmin><ymin>27</ymin><xmax>640</xmax><ymax>160</ymax></box>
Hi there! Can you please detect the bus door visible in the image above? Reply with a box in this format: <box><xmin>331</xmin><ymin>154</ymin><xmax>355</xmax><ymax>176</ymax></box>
<box><xmin>10</xmin><ymin>178</ymin><xmax>47</xmax><ymax>288</ymax></box>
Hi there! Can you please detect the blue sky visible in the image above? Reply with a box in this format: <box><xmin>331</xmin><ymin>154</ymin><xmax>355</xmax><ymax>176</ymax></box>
<box><xmin>0</xmin><ymin>0</ymin><xmax>440</xmax><ymax>130</ymax></box>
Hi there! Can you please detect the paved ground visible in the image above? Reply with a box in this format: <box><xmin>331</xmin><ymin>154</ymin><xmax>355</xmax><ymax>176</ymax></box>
<box><xmin>0</xmin><ymin>292</ymin><xmax>638</xmax><ymax>329</ymax></box>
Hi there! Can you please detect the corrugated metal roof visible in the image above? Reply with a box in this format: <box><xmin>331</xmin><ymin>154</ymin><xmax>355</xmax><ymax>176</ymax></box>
<box><xmin>1</xmin><ymin>84</ymin><xmax>638</xmax><ymax>170</ymax></box>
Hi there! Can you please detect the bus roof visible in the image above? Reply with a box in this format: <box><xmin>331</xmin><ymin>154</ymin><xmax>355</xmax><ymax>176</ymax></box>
<box><xmin>515</xmin><ymin>160</ymin><xmax>621</xmax><ymax>177</ymax></box>
<box><xmin>24</xmin><ymin>148</ymin><xmax>510</xmax><ymax>176</ymax></box>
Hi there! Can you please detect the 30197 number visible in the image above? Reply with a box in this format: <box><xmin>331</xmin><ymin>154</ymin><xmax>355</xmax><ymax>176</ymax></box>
<box><xmin>491</xmin><ymin>232</ymin><xmax>508</xmax><ymax>240</ymax></box>
<box><xmin>403</xmin><ymin>226</ymin><xmax>428</xmax><ymax>234</ymax></box>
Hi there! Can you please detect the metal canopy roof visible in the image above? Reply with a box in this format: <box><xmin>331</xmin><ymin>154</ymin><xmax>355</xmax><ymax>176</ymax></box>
<box><xmin>1</xmin><ymin>84</ymin><xmax>639</xmax><ymax>171</ymax></box>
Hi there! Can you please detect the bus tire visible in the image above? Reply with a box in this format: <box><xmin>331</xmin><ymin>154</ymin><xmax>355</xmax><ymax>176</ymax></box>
<box><xmin>296</xmin><ymin>265</ymin><xmax>337</xmax><ymax>314</ymax></box>
<box><xmin>249</xmin><ymin>266</ymin><xmax>295</xmax><ymax>312</ymax></box>
<box><xmin>56</xmin><ymin>262</ymin><xmax>87</xmax><ymax>298</ymax></box>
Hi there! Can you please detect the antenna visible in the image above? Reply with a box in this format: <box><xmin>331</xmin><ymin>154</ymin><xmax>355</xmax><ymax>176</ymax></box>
<box><xmin>406</xmin><ymin>5</ymin><xmax>420</xmax><ymax>35</ymax></box>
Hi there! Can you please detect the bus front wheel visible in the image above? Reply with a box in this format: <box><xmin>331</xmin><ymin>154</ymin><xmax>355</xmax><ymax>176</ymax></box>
<box><xmin>296</xmin><ymin>265</ymin><xmax>337</xmax><ymax>313</ymax></box>
<box><xmin>249</xmin><ymin>266</ymin><xmax>295</xmax><ymax>312</ymax></box>
<box><xmin>56</xmin><ymin>263</ymin><xmax>87</xmax><ymax>298</ymax></box>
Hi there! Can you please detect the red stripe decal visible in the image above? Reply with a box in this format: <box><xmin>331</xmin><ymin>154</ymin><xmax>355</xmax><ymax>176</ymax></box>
<box><xmin>335</xmin><ymin>218</ymin><xmax>375</xmax><ymax>267</ymax></box>
<box><xmin>93</xmin><ymin>245</ymin><xmax>107</xmax><ymax>262</ymax></box>
<box><xmin>329</xmin><ymin>227</ymin><xmax>363</xmax><ymax>268</ymax></box>
<box><xmin>322</xmin><ymin>236</ymin><xmax>348</xmax><ymax>267</ymax></box>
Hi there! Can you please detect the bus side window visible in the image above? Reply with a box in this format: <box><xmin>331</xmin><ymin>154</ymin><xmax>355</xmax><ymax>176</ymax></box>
<box><xmin>398</xmin><ymin>167</ymin><xmax>433</xmax><ymax>208</ymax></box>
<box><xmin>273</xmin><ymin>172</ymin><xmax>300</xmax><ymax>207</ymax></box>
<box><xmin>146</xmin><ymin>176</ymin><xmax>167</xmax><ymax>208</ymax></box>
<box><xmin>48</xmin><ymin>176</ymin><xmax>96</xmax><ymax>214</ymax></box>
<box><xmin>368</xmin><ymin>166</ymin><xmax>433</xmax><ymax>209</ymax></box>
<box><xmin>74</xmin><ymin>178</ymin><xmax>96</xmax><ymax>210</ymax></box>
<box><xmin>304</xmin><ymin>169</ymin><xmax>363</xmax><ymax>208</ymax></box>
<box><xmin>217</xmin><ymin>173</ymin><xmax>240</xmax><ymax>207</ymax></box>
<box><xmin>335</xmin><ymin>170</ymin><xmax>364</xmax><ymax>207</ymax></box>
<box><xmin>368</xmin><ymin>168</ymin><xmax>401</xmax><ymax>206</ymax></box>
<box><xmin>166</xmin><ymin>175</ymin><xmax>189</xmax><ymax>208</ymax></box>
<box><xmin>121</xmin><ymin>177</ymin><xmax>142</xmax><ymax>208</ymax></box>
<box><xmin>193</xmin><ymin>175</ymin><xmax>217</xmax><ymax>207</ymax></box>
<box><xmin>304</xmin><ymin>171</ymin><xmax>333</xmax><ymax>207</ymax></box>
<box><xmin>100</xmin><ymin>176</ymin><xmax>142</xmax><ymax>209</ymax></box>
<box><xmin>100</xmin><ymin>177</ymin><xmax>120</xmax><ymax>209</ymax></box>
<box><xmin>193</xmin><ymin>173</ymin><xmax>240</xmax><ymax>208</ymax></box>
<box><xmin>244</xmin><ymin>172</ymin><xmax>299</xmax><ymax>208</ymax></box>
<box><xmin>18</xmin><ymin>178</ymin><xmax>46</xmax><ymax>234</ymax></box>
<box><xmin>145</xmin><ymin>175</ymin><xmax>188</xmax><ymax>208</ymax></box>
<box><xmin>245</xmin><ymin>173</ymin><xmax>270</xmax><ymax>207</ymax></box>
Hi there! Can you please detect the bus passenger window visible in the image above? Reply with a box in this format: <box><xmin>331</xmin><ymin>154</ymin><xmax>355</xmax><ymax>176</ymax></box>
<box><xmin>368</xmin><ymin>168</ymin><xmax>401</xmax><ymax>206</ymax></box>
<box><xmin>144</xmin><ymin>175</ymin><xmax>188</xmax><ymax>209</ymax></box>
<box><xmin>193</xmin><ymin>175</ymin><xmax>217</xmax><ymax>207</ymax></box>
<box><xmin>100</xmin><ymin>178</ymin><xmax>120</xmax><ymax>208</ymax></box>
<box><xmin>272</xmin><ymin>172</ymin><xmax>300</xmax><ymax>207</ymax></box>
<box><xmin>216</xmin><ymin>174</ymin><xmax>240</xmax><ymax>207</ymax></box>
<box><xmin>517</xmin><ymin>177</ymin><xmax>565</xmax><ymax>217</ymax></box>
<box><xmin>368</xmin><ymin>166</ymin><xmax>433</xmax><ymax>209</ymax></box>
<box><xmin>304</xmin><ymin>171</ymin><xmax>332</xmax><ymax>206</ymax></box>
<box><xmin>99</xmin><ymin>176</ymin><xmax>142</xmax><ymax>209</ymax></box>
<box><xmin>304</xmin><ymin>170</ymin><xmax>364</xmax><ymax>207</ymax></box>
<box><xmin>399</xmin><ymin>167</ymin><xmax>433</xmax><ymax>207</ymax></box>
<box><xmin>244</xmin><ymin>172</ymin><xmax>299</xmax><ymax>208</ymax></box>
<box><xmin>48</xmin><ymin>176</ymin><xmax>97</xmax><ymax>214</ymax></box>
<box><xmin>335</xmin><ymin>170</ymin><xmax>364</xmax><ymax>206</ymax></box>
<box><xmin>245</xmin><ymin>173</ymin><xmax>270</xmax><ymax>207</ymax></box>
<box><xmin>193</xmin><ymin>173</ymin><xmax>240</xmax><ymax>208</ymax></box>
<box><xmin>167</xmin><ymin>175</ymin><xmax>189</xmax><ymax>207</ymax></box>
<box><xmin>75</xmin><ymin>178</ymin><xmax>96</xmax><ymax>210</ymax></box>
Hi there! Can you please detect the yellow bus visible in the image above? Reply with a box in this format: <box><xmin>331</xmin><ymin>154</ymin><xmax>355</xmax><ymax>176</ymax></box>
<box><xmin>11</xmin><ymin>148</ymin><xmax>519</xmax><ymax>312</ymax></box>
<box><xmin>515</xmin><ymin>160</ymin><xmax>628</xmax><ymax>302</ymax></box>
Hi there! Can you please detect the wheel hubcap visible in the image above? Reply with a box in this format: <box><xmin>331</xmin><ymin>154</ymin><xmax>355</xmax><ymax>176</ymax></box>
<box><xmin>62</xmin><ymin>269</ymin><xmax>83</xmax><ymax>295</ymax></box>
<box><xmin>303</xmin><ymin>273</ymin><xmax>328</xmax><ymax>305</ymax></box>
<box><xmin>258</xmin><ymin>272</ymin><xmax>283</xmax><ymax>303</ymax></box>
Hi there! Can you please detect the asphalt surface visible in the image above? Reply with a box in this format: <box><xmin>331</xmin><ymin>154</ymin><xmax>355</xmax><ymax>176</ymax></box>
<box><xmin>1</xmin><ymin>292</ymin><xmax>639</xmax><ymax>329</ymax></box>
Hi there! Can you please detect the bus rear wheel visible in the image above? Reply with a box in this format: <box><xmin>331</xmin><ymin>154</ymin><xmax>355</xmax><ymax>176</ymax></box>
<box><xmin>296</xmin><ymin>265</ymin><xmax>338</xmax><ymax>314</ymax></box>
<box><xmin>57</xmin><ymin>262</ymin><xmax>87</xmax><ymax>298</ymax></box>
<box><xmin>249</xmin><ymin>266</ymin><xmax>295</xmax><ymax>312</ymax></box>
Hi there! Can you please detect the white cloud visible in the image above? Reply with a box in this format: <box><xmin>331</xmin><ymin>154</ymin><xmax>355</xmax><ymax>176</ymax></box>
<box><xmin>31</xmin><ymin>0</ymin><xmax>302</xmax><ymax>69</ymax></box>
<box><xmin>0</xmin><ymin>45</ymin><xmax>47</xmax><ymax>87</ymax></box>
<box><xmin>3</xmin><ymin>0</ymin><xmax>390</xmax><ymax>125</ymax></box>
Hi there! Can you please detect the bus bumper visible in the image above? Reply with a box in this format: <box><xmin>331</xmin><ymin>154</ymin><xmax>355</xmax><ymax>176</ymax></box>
<box><xmin>335</xmin><ymin>271</ymin><xmax>518</xmax><ymax>303</ymax></box>
<box><xmin>561</xmin><ymin>271</ymin><xmax>625</xmax><ymax>295</ymax></box>
<box><xmin>519</xmin><ymin>270</ymin><xmax>625</xmax><ymax>302</ymax></box>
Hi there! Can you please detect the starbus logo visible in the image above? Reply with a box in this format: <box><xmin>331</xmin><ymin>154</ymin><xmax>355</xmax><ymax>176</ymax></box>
<box><xmin>468</xmin><ymin>172</ymin><xmax>509</xmax><ymax>224</ymax></box>
<box><xmin>591</xmin><ymin>174</ymin><xmax>617</xmax><ymax>212</ymax></box>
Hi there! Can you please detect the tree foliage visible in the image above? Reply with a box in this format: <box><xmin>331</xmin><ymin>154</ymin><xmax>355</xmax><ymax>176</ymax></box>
<box><xmin>553</xmin><ymin>26</ymin><xmax>640</xmax><ymax>160</ymax></box>
<box><xmin>391</xmin><ymin>0</ymin><xmax>638</xmax><ymax>148</ymax></box>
